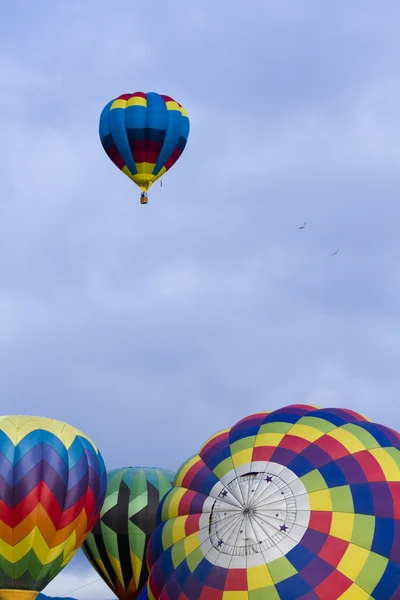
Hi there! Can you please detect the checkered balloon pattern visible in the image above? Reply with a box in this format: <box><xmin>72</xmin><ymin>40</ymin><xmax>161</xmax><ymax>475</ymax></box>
<box><xmin>83</xmin><ymin>467</ymin><xmax>175</xmax><ymax>600</ymax></box>
<box><xmin>147</xmin><ymin>405</ymin><xmax>400</xmax><ymax>599</ymax></box>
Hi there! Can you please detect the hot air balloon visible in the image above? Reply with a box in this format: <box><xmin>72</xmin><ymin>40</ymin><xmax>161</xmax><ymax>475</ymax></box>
<box><xmin>99</xmin><ymin>92</ymin><xmax>190</xmax><ymax>204</ymax></box>
<box><xmin>137</xmin><ymin>586</ymin><xmax>149</xmax><ymax>600</ymax></box>
<box><xmin>83</xmin><ymin>466</ymin><xmax>175</xmax><ymax>600</ymax></box>
<box><xmin>147</xmin><ymin>405</ymin><xmax>400</xmax><ymax>599</ymax></box>
<box><xmin>0</xmin><ymin>415</ymin><xmax>106</xmax><ymax>600</ymax></box>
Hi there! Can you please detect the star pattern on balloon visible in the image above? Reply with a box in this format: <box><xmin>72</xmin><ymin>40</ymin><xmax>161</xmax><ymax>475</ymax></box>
<box><xmin>147</xmin><ymin>405</ymin><xmax>400</xmax><ymax>599</ymax></box>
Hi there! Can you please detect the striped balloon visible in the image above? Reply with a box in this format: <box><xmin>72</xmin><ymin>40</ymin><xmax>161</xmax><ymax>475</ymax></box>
<box><xmin>83</xmin><ymin>467</ymin><xmax>175</xmax><ymax>600</ymax></box>
<box><xmin>99</xmin><ymin>92</ymin><xmax>190</xmax><ymax>203</ymax></box>
<box><xmin>0</xmin><ymin>416</ymin><xmax>106</xmax><ymax>600</ymax></box>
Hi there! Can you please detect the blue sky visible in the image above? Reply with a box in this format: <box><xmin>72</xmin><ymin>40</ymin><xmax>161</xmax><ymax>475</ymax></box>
<box><xmin>2</xmin><ymin>1</ymin><xmax>400</xmax><ymax>598</ymax></box>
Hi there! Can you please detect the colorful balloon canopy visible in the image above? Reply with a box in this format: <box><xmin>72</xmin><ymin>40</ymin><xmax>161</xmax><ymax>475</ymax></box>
<box><xmin>0</xmin><ymin>415</ymin><xmax>106</xmax><ymax>600</ymax></box>
<box><xmin>137</xmin><ymin>586</ymin><xmax>149</xmax><ymax>600</ymax></box>
<box><xmin>147</xmin><ymin>405</ymin><xmax>400</xmax><ymax>599</ymax></box>
<box><xmin>99</xmin><ymin>92</ymin><xmax>190</xmax><ymax>203</ymax></box>
<box><xmin>83</xmin><ymin>466</ymin><xmax>175</xmax><ymax>600</ymax></box>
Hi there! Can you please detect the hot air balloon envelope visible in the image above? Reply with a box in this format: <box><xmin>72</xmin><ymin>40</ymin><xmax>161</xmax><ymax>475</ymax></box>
<box><xmin>0</xmin><ymin>416</ymin><xmax>106</xmax><ymax>599</ymax></box>
<box><xmin>83</xmin><ymin>466</ymin><xmax>175</xmax><ymax>600</ymax></box>
<box><xmin>147</xmin><ymin>405</ymin><xmax>400</xmax><ymax>599</ymax></box>
<box><xmin>100</xmin><ymin>92</ymin><xmax>190</xmax><ymax>203</ymax></box>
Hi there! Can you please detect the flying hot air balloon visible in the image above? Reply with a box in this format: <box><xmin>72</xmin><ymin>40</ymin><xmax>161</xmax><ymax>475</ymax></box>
<box><xmin>147</xmin><ymin>405</ymin><xmax>400</xmax><ymax>599</ymax></box>
<box><xmin>99</xmin><ymin>92</ymin><xmax>190</xmax><ymax>204</ymax></box>
<box><xmin>0</xmin><ymin>415</ymin><xmax>106</xmax><ymax>600</ymax></box>
<box><xmin>83</xmin><ymin>466</ymin><xmax>175</xmax><ymax>600</ymax></box>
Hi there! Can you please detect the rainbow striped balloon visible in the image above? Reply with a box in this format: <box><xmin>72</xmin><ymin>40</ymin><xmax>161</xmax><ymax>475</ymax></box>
<box><xmin>0</xmin><ymin>416</ymin><xmax>107</xmax><ymax>600</ymax></box>
<box><xmin>99</xmin><ymin>92</ymin><xmax>190</xmax><ymax>202</ymax></box>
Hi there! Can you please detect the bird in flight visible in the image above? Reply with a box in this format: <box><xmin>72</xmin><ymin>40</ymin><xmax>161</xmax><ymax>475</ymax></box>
<box><xmin>332</xmin><ymin>248</ymin><xmax>339</xmax><ymax>256</ymax></box>
<box><xmin>299</xmin><ymin>222</ymin><xmax>306</xmax><ymax>229</ymax></box>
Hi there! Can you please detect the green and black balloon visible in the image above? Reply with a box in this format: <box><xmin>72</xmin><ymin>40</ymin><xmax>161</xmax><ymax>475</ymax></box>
<box><xmin>82</xmin><ymin>466</ymin><xmax>175</xmax><ymax>600</ymax></box>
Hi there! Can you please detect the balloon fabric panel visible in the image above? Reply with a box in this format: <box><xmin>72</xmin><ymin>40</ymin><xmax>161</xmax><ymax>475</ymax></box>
<box><xmin>83</xmin><ymin>467</ymin><xmax>175</xmax><ymax>600</ymax></box>
<box><xmin>136</xmin><ymin>586</ymin><xmax>149</xmax><ymax>600</ymax></box>
<box><xmin>146</xmin><ymin>406</ymin><xmax>400</xmax><ymax>599</ymax></box>
<box><xmin>0</xmin><ymin>416</ymin><xmax>106</xmax><ymax>593</ymax></box>
<box><xmin>99</xmin><ymin>92</ymin><xmax>190</xmax><ymax>193</ymax></box>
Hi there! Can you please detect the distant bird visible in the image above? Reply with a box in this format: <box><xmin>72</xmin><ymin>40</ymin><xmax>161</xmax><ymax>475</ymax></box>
<box><xmin>332</xmin><ymin>248</ymin><xmax>339</xmax><ymax>256</ymax></box>
<box><xmin>160</xmin><ymin>179</ymin><xmax>163</xmax><ymax>187</ymax></box>
<box><xmin>299</xmin><ymin>222</ymin><xmax>306</xmax><ymax>229</ymax></box>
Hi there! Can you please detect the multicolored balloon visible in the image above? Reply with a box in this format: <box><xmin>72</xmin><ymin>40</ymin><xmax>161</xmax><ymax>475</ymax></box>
<box><xmin>83</xmin><ymin>466</ymin><xmax>175</xmax><ymax>600</ymax></box>
<box><xmin>147</xmin><ymin>405</ymin><xmax>400</xmax><ymax>599</ymax></box>
<box><xmin>0</xmin><ymin>415</ymin><xmax>106</xmax><ymax>600</ymax></box>
<box><xmin>99</xmin><ymin>92</ymin><xmax>190</xmax><ymax>204</ymax></box>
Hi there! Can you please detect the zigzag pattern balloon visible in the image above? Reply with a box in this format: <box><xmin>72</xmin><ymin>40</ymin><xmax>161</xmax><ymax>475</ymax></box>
<box><xmin>83</xmin><ymin>467</ymin><xmax>175</xmax><ymax>600</ymax></box>
<box><xmin>0</xmin><ymin>416</ymin><xmax>106</xmax><ymax>598</ymax></box>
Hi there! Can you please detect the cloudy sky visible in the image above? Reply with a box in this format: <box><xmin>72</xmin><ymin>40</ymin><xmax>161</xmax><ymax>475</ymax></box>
<box><xmin>2</xmin><ymin>1</ymin><xmax>400</xmax><ymax>598</ymax></box>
